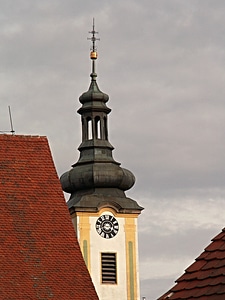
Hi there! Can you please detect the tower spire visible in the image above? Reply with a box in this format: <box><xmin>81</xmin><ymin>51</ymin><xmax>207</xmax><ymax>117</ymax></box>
<box><xmin>88</xmin><ymin>18</ymin><xmax>100</xmax><ymax>80</ymax></box>
<box><xmin>61</xmin><ymin>21</ymin><xmax>142</xmax><ymax>210</ymax></box>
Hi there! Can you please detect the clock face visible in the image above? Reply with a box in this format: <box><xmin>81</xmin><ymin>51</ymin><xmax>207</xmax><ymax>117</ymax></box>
<box><xmin>95</xmin><ymin>214</ymin><xmax>119</xmax><ymax>239</ymax></box>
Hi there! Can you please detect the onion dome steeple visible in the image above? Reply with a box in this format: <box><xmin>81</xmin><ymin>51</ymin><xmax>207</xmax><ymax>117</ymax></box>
<box><xmin>60</xmin><ymin>20</ymin><xmax>143</xmax><ymax>213</ymax></box>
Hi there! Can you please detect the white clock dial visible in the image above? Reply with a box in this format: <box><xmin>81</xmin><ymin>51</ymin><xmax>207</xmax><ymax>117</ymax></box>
<box><xmin>95</xmin><ymin>214</ymin><xmax>119</xmax><ymax>239</ymax></box>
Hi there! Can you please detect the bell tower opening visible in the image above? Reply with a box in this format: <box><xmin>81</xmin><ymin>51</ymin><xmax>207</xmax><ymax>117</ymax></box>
<box><xmin>95</xmin><ymin>116</ymin><xmax>101</xmax><ymax>139</ymax></box>
<box><xmin>87</xmin><ymin>117</ymin><xmax>92</xmax><ymax>140</ymax></box>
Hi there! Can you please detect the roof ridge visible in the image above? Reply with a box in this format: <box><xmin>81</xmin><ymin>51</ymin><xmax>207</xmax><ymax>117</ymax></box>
<box><xmin>0</xmin><ymin>134</ymin><xmax>46</xmax><ymax>138</ymax></box>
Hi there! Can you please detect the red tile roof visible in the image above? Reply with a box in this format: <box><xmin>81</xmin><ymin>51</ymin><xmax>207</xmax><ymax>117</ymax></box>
<box><xmin>158</xmin><ymin>228</ymin><xmax>225</xmax><ymax>300</ymax></box>
<box><xmin>0</xmin><ymin>134</ymin><xmax>99</xmax><ymax>299</ymax></box>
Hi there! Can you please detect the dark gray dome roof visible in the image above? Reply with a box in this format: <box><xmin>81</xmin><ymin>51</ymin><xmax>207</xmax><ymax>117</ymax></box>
<box><xmin>61</xmin><ymin>163</ymin><xmax>135</xmax><ymax>194</ymax></box>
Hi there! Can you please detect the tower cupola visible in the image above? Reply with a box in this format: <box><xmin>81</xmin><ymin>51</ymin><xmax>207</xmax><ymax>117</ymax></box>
<box><xmin>60</xmin><ymin>20</ymin><xmax>142</xmax><ymax>214</ymax></box>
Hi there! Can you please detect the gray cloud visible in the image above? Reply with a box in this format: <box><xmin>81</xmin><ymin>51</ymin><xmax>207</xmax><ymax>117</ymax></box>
<box><xmin>1</xmin><ymin>1</ymin><xmax>225</xmax><ymax>299</ymax></box>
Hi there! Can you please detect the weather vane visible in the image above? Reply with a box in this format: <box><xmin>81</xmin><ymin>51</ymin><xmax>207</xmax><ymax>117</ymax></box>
<box><xmin>88</xmin><ymin>18</ymin><xmax>100</xmax><ymax>60</ymax></box>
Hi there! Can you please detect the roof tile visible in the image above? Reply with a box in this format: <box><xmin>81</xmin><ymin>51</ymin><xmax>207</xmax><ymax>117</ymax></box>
<box><xmin>157</xmin><ymin>228</ymin><xmax>225</xmax><ymax>300</ymax></box>
<box><xmin>0</xmin><ymin>134</ymin><xmax>99</xmax><ymax>299</ymax></box>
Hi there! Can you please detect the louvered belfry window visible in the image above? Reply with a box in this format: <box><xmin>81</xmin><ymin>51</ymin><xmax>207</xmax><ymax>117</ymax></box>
<box><xmin>101</xmin><ymin>252</ymin><xmax>117</xmax><ymax>284</ymax></box>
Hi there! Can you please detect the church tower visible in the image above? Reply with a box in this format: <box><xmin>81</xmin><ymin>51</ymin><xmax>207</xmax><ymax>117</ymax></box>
<box><xmin>60</xmin><ymin>21</ymin><xmax>143</xmax><ymax>300</ymax></box>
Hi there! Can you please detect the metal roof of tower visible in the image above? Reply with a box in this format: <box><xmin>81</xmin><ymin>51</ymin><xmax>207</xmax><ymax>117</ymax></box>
<box><xmin>60</xmin><ymin>20</ymin><xmax>143</xmax><ymax>214</ymax></box>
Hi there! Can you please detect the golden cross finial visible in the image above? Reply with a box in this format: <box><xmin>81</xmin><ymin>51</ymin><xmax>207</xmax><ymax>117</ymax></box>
<box><xmin>88</xmin><ymin>18</ymin><xmax>100</xmax><ymax>60</ymax></box>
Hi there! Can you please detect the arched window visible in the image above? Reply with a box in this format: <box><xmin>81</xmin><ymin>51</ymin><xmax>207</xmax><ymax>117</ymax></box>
<box><xmin>95</xmin><ymin>116</ymin><xmax>101</xmax><ymax>139</ymax></box>
<box><xmin>87</xmin><ymin>117</ymin><xmax>92</xmax><ymax>140</ymax></box>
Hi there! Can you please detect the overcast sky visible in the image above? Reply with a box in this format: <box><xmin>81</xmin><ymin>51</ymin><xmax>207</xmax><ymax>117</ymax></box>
<box><xmin>1</xmin><ymin>1</ymin><xmax>225</xmax><ymax>299</ymax></box>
